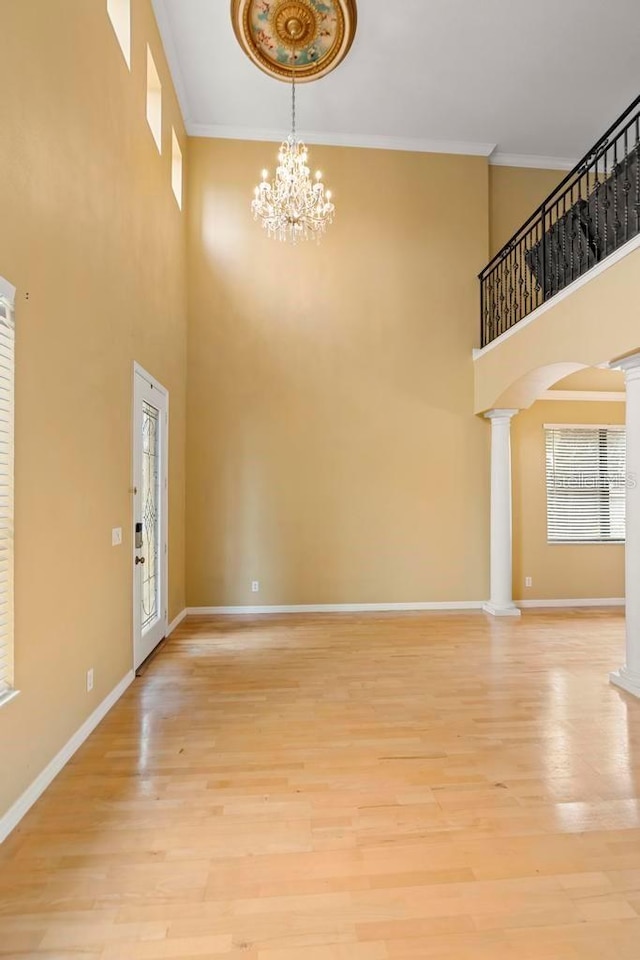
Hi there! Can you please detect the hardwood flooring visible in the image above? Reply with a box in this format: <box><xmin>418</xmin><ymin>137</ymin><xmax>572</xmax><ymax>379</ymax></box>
<box><xmin>1</xmin><ymin>608</ymin><xmax>640</xmax><ymax>958</ymax></box>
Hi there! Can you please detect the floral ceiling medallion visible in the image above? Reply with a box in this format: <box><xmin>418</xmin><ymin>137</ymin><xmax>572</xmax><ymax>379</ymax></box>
<box><xmin>231</xmin><ymin>0</ymin><xmax>358</xmax><ymax>82</ymax></box>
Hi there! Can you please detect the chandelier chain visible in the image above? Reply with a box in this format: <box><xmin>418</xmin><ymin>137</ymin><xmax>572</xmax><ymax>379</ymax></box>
<box><xmin>250</xmin><ymin>47</ymin><xmax>335</xmax><ymax>243</ymax></box>
<box><xmin>291</xmin><ymin>53</ymin><xmax>296</xmax><ymax>139</ymax></box>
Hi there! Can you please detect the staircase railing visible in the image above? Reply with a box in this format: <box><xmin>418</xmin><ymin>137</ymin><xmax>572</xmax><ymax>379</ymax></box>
<box><xmin>479</xmin><ymin>94</ymin><xmax>640</xmax><ymax>348</ymax></box>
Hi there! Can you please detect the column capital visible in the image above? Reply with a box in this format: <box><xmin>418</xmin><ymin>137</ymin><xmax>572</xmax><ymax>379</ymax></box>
<box><xmin>484</xmin><ymin>408</ymin><xmax>519</xmax><ymax>421</ymax></box>
<box><xmin>610</xmin><ymin>351</ymin><xmax>640</xmax><ymax>381</ymax></box>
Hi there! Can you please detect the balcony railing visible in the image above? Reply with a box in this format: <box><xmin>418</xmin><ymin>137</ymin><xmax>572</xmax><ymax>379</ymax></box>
<box><xmin>479</xmin><ymin>94</ymin><xmax>640</xmax><ymax>348</ymax></box>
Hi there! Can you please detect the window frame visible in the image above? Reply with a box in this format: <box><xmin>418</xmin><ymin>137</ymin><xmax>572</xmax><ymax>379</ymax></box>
<box><xmin>0</xmin><ymin>278</ymin><xmax>17</xmax><ymax>709</ymax></box>
<box><xmin>544</xmin><ymin>423</ymin><xmax>626</xmax><ymax>546</ymax></box>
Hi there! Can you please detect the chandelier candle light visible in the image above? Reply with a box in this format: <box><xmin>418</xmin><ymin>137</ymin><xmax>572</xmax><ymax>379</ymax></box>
<box><xmin>252</xmin><ymin>64</ymin><xmax>335</xmax><ymax>243</ymax></box>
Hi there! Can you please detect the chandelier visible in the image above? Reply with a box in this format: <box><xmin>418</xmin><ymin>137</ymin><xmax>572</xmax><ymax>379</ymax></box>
<box><xmin>252</xmin><ymin>66</ymin><xmax>335</xmax><ymax>243</ymax></box>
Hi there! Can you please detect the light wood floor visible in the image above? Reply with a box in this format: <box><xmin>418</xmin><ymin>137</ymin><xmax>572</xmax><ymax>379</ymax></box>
<box><xmin>1</xmin><ymin>609</ymin><xmax>640</xmax><ymax>959</ymax></box>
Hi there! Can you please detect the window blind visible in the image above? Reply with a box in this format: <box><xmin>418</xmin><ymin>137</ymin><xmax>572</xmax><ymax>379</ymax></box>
<box><xmin>545</xmin><ymin>425</ymin><xmax>626</xmax><ymax>544</ymax></box>
<box><xmin>0</xmin><ymin>297</ymin><xmax>14</xmax><ymax>695</ymax></box>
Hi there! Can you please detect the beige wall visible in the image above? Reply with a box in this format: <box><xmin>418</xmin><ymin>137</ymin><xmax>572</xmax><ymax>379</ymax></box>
<box><xmin>512</xmin><ymin>400</ymin><xmax>625</xmax><ymax>601</ymax></box>
<box><xmin>0</xmin><ymin>0</ymin><xmax>187</xmax><ymax>818</ymax></box>
<box><xmin>186</xmin><ymin>140</ymin><xmax>490</xmax><ymax>606</ymax></box>
<box><xmin>489</xmin><ymin>165</ymin><xmax>564</xmax><ymax>256</ymax></box>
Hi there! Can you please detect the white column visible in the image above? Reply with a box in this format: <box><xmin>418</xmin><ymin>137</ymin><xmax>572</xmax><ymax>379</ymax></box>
<box><xmin>610</xmin><ymin>352</ymin><xmax>640</xmax><ymax>697</ymax></box>
<box><xmin>483</xmin><ymin>409</ymin><xmax>521</xmax><ymax>617</ymax></box>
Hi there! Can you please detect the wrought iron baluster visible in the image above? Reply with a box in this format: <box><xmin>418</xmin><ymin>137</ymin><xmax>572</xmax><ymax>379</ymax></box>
<box><xmin>611</xmin><ymin>140</ymin><xmax>620</xmax><ymax>250</ymax></box>
<box><xmin>561</xmin><ymin>189</ymin><xmax>567</xmax><ymax>288</ymax></box>
<box><xmin>604</xmin><ymin>146</ymin><xmax>609</xmax><ymax>255</ymax></box>
<box><xmin>518</xmin><ymin>234</ymin><xmax>523</xmax><ymax>322</ymax></box>
<box><xmin>636</xmin><ymin>117</ymin><xmax>640</xmax><ymax>237</ymax></box>
<box><xmin>624</xmin><ymin>127</ymin><xmax>629</xmax><ymax>243</ymax></box>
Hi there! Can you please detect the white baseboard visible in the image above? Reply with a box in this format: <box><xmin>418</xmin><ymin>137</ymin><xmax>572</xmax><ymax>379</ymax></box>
<box><xmin>187</xmin><ymin>601</ymin><xmax>484</xmax><ymax>615</ymax></box>
<box><xmin>186</xmin><ymin>598</ymin><xmax>626</xmax><ymax>616</ymax></box>
<box><xmin>610</xmin><ymin>666</ymin><xmax>640</xmax><ymax>699</ymax></box>
<box><xmin>167</xmin><ymin>608</ymin><xmax>187</xmax><ymax>636</ymax></box>
<box><xmin>0</xmin><ymin>670</ymin><xmax>135</xmax><ymax>844</ymax></box>
<box><xmin>517</xmin><ymin>598</ymin><xmax>625</xmax><ymax>609</ymax></box>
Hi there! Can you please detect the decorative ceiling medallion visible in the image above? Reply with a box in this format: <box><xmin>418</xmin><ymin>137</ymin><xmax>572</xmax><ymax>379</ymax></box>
<box><xmin>231</xmin><ymin>0</ymin><xmax>357</xmax><ymax>83</ymax></box>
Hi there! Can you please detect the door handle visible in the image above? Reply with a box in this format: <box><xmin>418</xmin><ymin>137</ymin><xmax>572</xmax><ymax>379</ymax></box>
<box><xmin>135</xmin><ymin>556</ymin><xmax>145</xmax><ymax>565</ymax></box>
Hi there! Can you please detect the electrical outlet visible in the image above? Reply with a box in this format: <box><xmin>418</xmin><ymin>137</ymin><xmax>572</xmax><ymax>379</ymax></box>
<box><xmin>251</xmin><ymin>581</ymin><xmax>260</xmax><ymax>593</ymax></box>
<box><xmin>86</xmin><ymin>668</ymin><xmax>94</xmax><ymax>692</ymax></box>
<box><xmin>112</xmin><ymin>527</ymin><xmax>123</xmax><ymax>546</ymax></box>
<box><xmin>525</xmin><ymin>577</ymin><xmax>533</xmax><ymax>588</ymax></box>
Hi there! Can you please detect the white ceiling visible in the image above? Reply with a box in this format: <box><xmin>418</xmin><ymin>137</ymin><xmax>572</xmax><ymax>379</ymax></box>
<box><xmin>152</xmin><ymin>0</ymin><xmax>640</xmax><ymax>167</ymax></box>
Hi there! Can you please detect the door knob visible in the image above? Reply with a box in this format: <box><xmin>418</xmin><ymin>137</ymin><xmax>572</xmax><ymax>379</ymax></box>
<box><xmin>135</xmin><ymin>556</ymin><xmax>145</xmax><ymax>565</ymax></box>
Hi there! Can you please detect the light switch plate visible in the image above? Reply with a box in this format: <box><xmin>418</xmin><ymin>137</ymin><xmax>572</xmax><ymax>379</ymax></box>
<box><xmin>112</xmin><ymin>527</ymin><xmax>123</xmax><ymax>546</ymax></box>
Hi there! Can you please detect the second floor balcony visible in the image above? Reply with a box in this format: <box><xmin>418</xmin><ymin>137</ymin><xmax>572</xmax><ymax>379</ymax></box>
<box><xmin>480</xmin><ymin>94</ymin><xmax>640</xmax><ymax>348</ymax></box>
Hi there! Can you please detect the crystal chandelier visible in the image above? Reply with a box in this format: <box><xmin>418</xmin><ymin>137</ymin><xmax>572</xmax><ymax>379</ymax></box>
<box><xmin>252</xmin><ymin>65</ymin><xmax>335</xmax><ymax>243</ymax></box>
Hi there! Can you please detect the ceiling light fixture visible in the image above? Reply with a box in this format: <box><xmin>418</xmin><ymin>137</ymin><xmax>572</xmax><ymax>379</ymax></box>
<box><xmin>251</xmin><ymin>60</ymin><xmax>335</xmax><ymax>243</ymax></box>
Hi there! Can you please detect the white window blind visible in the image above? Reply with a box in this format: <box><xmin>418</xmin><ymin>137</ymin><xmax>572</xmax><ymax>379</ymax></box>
<box><xmin>0</xmin><ymin>295</ymin><xmax>14</xmax><ymax>695</ymax></box>
<box><xmin>545</xmin><ymin>425</ymin><xmax>626</xmax><ymax>544</ymax></box>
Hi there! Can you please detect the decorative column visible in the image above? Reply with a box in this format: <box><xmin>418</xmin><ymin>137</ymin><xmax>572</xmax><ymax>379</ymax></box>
<box><xmin>610</xmin><ymin>352</ymin><xmax>640</xmax><ymax>698</ymax></box>
<box><xmin>483</xmin><ymin>409</ymin><xmax>521</xmax><ymax>617</ymax></box>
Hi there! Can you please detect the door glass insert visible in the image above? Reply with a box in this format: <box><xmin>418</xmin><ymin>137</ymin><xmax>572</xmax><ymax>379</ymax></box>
<box><xmin>141</xmin><ymin>400</ymin><xmax>160</xmax><ymax>631</ymax></box>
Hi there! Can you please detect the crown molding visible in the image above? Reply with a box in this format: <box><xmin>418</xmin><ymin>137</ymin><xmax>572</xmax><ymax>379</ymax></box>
<box><xmin>489</xmin><ymin>151</ymin><xmax>578</xmax><ymax>171</ymax></box>
<box><xmin>186</xmin><ymin>123</ymin><xmax>582</xmax><ymax>168</ymax></box>
<box><xmin>187</xmin><ymin>123</ymin><xmax>497</xmax><ymax>157</ymax></box>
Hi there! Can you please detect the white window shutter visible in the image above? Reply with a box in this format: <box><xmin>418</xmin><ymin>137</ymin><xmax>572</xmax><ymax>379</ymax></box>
<box><xmin>0</xmin><ymin>296</ymin><xmax>14</xmax><ymax>695</ymax></box>
<box><xmin>545</xmin><ymin>426</ymin><xmax>626</xmax><ymax>543</ymax></box>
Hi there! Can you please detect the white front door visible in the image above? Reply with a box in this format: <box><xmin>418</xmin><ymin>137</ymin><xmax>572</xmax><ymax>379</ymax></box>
<box><xmin>133</xmin><ymin>364</ymin><xmax>168</xmax><ymax>669</ymax></box>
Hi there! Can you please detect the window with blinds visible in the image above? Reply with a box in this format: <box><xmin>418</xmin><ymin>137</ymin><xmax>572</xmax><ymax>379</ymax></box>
<box><xmin>545</xmin><ymin>425</ymin><xmax>626</xmax><ymax>544</ymax></box>
<box><xmin>0</xmin><ymin>294</ymin><xmax>14</xmax><ymax>696</ymax></box>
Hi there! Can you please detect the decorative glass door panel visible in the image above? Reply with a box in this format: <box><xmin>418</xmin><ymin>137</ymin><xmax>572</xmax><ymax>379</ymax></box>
<box><xmin>133</xmin><ymin>367</ymin><xmax>168</xmax><ymax>669</ymax></box>
<box><xmin>141</xmin><ymin>400</ymin><xmax>160</xmax><ymax>631</ymax></box>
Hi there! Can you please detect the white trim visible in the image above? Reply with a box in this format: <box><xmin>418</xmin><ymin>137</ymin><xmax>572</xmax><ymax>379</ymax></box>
<box><xmin>540</xmin><ymin>390</ymin><xmax>626</xmax><ymax>402</ymax></box>
<box><xmin>167</xmin><ymin>608</ymin><xmax>186</xmax><ymax>636</ymax></box>
<box><xmin>484</xmin><ymin>408</ymin><xmax>519</xmax><ymax>419</ymax></box>
<box><xmin>186</xmin><ymin>126</ymin><xmax>584</xmax><ymax>170</ymax></box>
<box><xmin>611</xmin><ymin>351</ymin><xmax>640</xmax><ymax>375</ymax></box>
<box><xmin>185</xmin><ymin>599</ymin><xmax>625</xmax><ymax>615</ymax></box>
<box><xmin>489</xmin><ymin>152</ymin><xmax>578</xmax><ymax>171</ymax></box>
<box><xmin>133</xmin><ymin>361</ymin><xmax>169</xmax><ymax>397</ymax></box>
<box><xmin>132</xmin><ymin>363</ymin><xmax>169</xmax><ymax>670</ymax></box>
<box><xmin>610</xmin><ymin>666</ymin><xmax>640</xmax><ymax>699</ymax></box>
<box><xmin>0</xmin><ymin>670</ymin><xmax>135</xmax><ymax>844</ymax></box>
<box><xmin>483</xmin><ymin>602</ymin><xmax>521</xmax><ymax>617</ymax></box>
<box><xmin>517</xmin><ymin>598</ymin><xmax>625</xmax><ymax>609</ymax></box>
<box><xmin>473</xmin><ymin>233</ymin><xmax>640</xmax><ymax>360</ymax></box>
<box><xmin>187</xmin><ymin>601</ymin><xmax>484</xmax><ymax>616</ymax></box>
<box><xmin>188</xmin><ymin>124</ymin><xmax>497</xmax><ymax>158</ymax></box>
<box><xmin>0</xmin><ymin>688</ymin><xmax>20</xmax><ymax>711</ymax></box>
<box><xmin>0</xmin><ymin>278</ymin><xmax>16</xmax><ymax>304</ymax></box>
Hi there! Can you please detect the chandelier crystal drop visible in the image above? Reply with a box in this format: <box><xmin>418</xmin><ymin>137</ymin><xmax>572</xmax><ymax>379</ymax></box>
<box><xmin>251</xmin><ymin>67</ymin><xmax>335</xmax><ymax>243</ymax></box>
